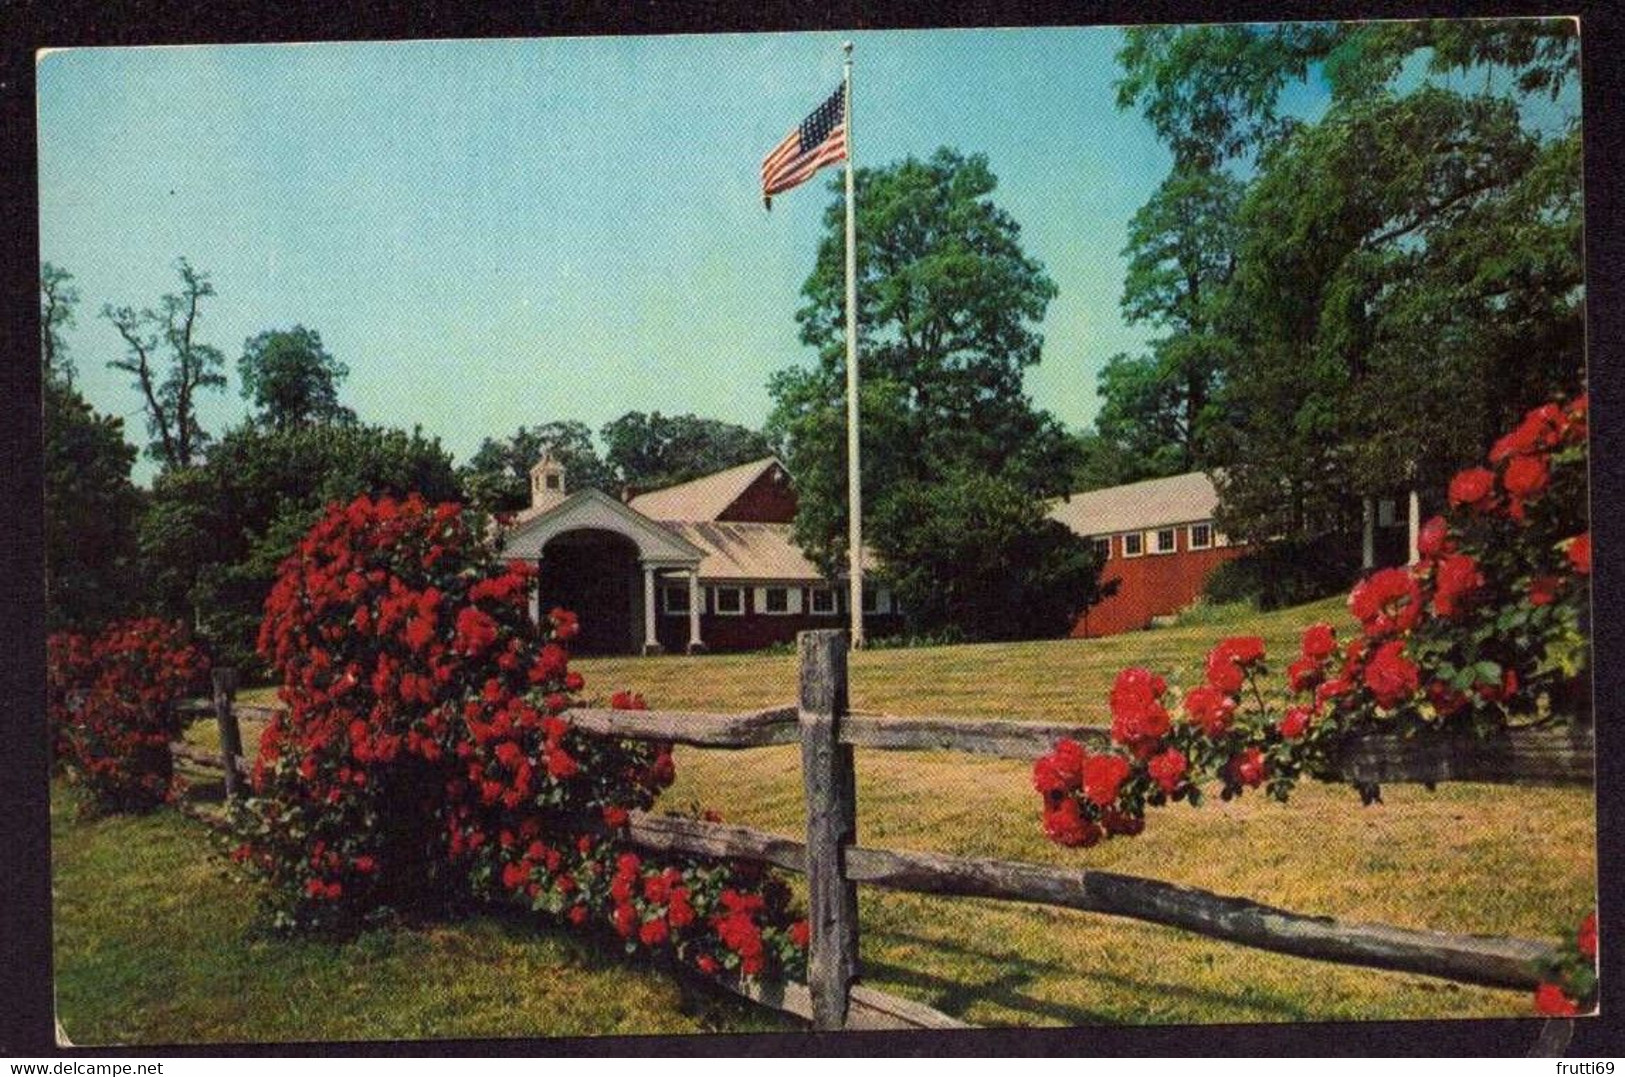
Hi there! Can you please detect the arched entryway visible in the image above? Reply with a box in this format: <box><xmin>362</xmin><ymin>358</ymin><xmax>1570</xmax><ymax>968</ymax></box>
<box><xmin>540</xmin><ymin>529</ymin><xmax>640</xmax><ymax>655</ymax></box>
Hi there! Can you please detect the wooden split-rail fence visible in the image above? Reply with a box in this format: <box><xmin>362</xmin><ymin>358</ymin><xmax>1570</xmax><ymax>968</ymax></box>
<box><xmin>174</xmin><ymin>630</ymin><xmax>1594</xmax><ymax>1032</ymax></box>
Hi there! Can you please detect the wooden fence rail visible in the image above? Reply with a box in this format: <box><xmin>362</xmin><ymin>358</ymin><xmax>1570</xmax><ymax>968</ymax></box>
<box><xmin>172</xmin><ymin>631</ymin><xmax>1592</xmax><ymax>1030</ymax></box>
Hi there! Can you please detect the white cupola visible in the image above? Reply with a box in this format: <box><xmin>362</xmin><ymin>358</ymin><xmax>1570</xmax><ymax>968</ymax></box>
<box><xmin>529</xmin><ymin>450</ymin><xmax>567</xmax><ymax>511</ymax></box>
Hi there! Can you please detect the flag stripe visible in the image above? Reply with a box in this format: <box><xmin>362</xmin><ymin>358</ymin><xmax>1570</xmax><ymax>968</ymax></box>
<box><xmin>761</xmin><ymin>86</ymin><xmax>847</xmax><ymax>203</ymax></box>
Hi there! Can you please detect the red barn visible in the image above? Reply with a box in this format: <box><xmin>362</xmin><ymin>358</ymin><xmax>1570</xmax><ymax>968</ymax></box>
<box><xmin>499</xmin><ymin>455</ymin><xmax>899</xmax><ymax>654</ymax></box>
<box><xmin>1048</xmin><ymin>472</ymin><xmax>1246</xmax><ymax>638</ymax></box>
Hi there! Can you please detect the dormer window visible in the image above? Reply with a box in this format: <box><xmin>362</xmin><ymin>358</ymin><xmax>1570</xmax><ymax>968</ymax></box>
<box><xmin>546</xmin><ymin>474</ymin><xmax>561</xmax><ymax>491</ymax></box>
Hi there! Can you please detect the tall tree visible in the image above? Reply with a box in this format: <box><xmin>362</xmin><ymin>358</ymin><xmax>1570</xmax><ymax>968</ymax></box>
<box><xmin>1094</xmin><ymin>165</ymin><xmax>1243</xmax><ymax>476</ymax></box>
<box><xmin>600</xmin><ymin>412</ymin><xmax>774</xmax><ymax>493</ymax></box>
<box><xmin>103</xmin><ymin>257</ymin><xmax>227</xmax><ymax>469</ymax></box>
<box><xmin>40</xmin><ymin>262</ymin><xmax>80</xmax><ymax>388</ymax></box>
<box><xmin>1114</xmin><ymin>20</ymin><xmax>1582</xmax><ymax>548</ymax></box>
<box><xmin>238</xmin><ymin>326</ymin><xmax>355</xmax><ymax>429</ymax></box>
<box><xmin>44</xmin><ymin>381</ymin><xmax>144</xmax><ymax>630</ymax></box>
<box><xmin>767</xmin><ymin>147</ymin><xmax>1080</xmax><ymax>574</ymax></box>
<box><xmin>460</xmin><ymin>421</ymin><xmax>615</xmax><ymax>514</ymax></box>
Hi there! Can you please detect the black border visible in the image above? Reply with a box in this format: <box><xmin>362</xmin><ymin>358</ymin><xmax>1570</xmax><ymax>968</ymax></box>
<box><xmin>3</xmin><ymin>0</ymin><xmax>1622</xmax><ymax>1058</ymax></box>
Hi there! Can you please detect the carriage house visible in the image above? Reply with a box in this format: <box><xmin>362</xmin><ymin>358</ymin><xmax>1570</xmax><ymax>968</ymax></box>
<box><xmin>1048</xmin><ymin>472</ymin><xmax>1246</xmax><ymax>638</ymax></box>
<box><xmin>499</xmin><ymin>455</ymin><xmax>899</xmax><ymax>654</ymax></box>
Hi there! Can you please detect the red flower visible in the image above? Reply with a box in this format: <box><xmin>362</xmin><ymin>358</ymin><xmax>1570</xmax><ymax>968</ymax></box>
<box><xmin>639</xmin><ymin>917</ymin><xmax>670</xmax><ymax>946</ymax></box>
<box><xmin>1502</xmin><ymin>454</ymin><xmax>1550</xmax><ymax>499</ymax></box>
<box><xmin>1205</xmin><ymin>636</ymin><xmax>1265</xmax><ymax>694</ymax></box>
<box><xmin>1448</xmin><ymin>467</ymin><xmax>1496</xmax><ymax>510</ymax></box>
<box><xmin>1033</xmin><ymin>739</ymin><xmax>1085</xmax><ymax>794</ymax></box>
<box><xmin>1534</xmin><ymin>983</ymin><xmax>1579</xmax><ymax>1017</ymax></box>
<box><xmin>1147</xmin><ymin>748</ymin><xmax>1187</xmax><ymax>795</ymax></box>
<box><xmin>1109</xmin><ymin>668</ymin><xmax>1170</xmax><ymax>748</ymax></box>
<box><xmin>1183</xmin><ymin>684</ymin><xmax>1236</xmax><ymax>737</ymax></box>
<box><xmin>613</xmin><ymin>902</ymin><xmax>637</xmax><ymax>937</ymax></box>
<box><xmin>1301</xmin><ymin>623</ymin><xmax>1337</xmax><ymax>661</ymax></box>
<box><xmin>602</xmin><ymin>805</ymin><xmax>630</xmax><ymax>828</ymax></box>
<box><xmin>453</xmin><ymin>606</ymin><xmax>500</xmax><ymax>655</ymax></box>
<box><xmin>1578</xmin><ymin>911</ymin><xmax>1597</xmax><ymax>960</ymax></box>
<box><xmin>1568</xmin><ymin>533</ymin><xmax>1591</xmax><ymax>575</ymax></box>
<box><xmin>1348</xmin><ymin>568</ymin><xmax>1423</xmax><ymax>637</ymax></box>
<box><xmin>1528</xmin><ymin>575</ymin><xmax>1562</xmax><ymax>607</ymax></box>
<box><xmin>1363</xmin><ymin>640</ymin><xmax>1420</xmax><ymax>709</ymax></box>
<box><xmin>696</xmin><ymin>955</ymin><xmax>720</xmax><ymax>975</ymax></box>
<box><xmin>1416</xmin><ymin>516</ymin><xmax>1452</xmax><ymax>558</ymax></box>
<box><xmin>1042</xmin><ymin>797</ymin><xmax>1099</xmax><ymax>847</ymax></box>
<box><xmin>1432</xmin><ymin>554</ymin><xmax>1485</xmax><ymax>618</ymax></box>
<box><xmin>1082</xmin><ymin>752</ymin><xmax>1132</xmax><ymax>808</ymax></box>
<box><xmin>790</xmin><ymin>920</ymin><xmax>811</xmax><ymax>948</ymax></box>
<box><xmin>1279</xmin><ymin>705</ymin><xmax>1313</xmax><ymax>740</ymax></box>
<box><xmin>1227</xmin><ymin>747</ymin><xmax>1266</xmax><ymax>788</ymax></box>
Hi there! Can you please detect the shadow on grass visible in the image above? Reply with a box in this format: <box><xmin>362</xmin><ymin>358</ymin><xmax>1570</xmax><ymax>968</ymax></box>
<box><xmin>858</xmin><ymin>924</ymin><xmax>1316</xmax><ymax>1026</ymax></box>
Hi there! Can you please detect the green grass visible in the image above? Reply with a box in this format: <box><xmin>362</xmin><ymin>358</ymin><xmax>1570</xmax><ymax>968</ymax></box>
<box><xmin>51</xmin><ymin>786</ymin><xmax>792</xmax><ymax>1045</ymax></box>
<box><xmin>58</xmin><ymin>596</ymin><xmax>1596</xmax><ymax>1038</ymax></box>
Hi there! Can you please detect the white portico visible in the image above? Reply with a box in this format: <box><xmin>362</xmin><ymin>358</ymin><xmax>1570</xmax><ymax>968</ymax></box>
<box><xmin>501</xmin><ymin>457</ymin><xmax>706</xmax><ymax>655</ymax></box>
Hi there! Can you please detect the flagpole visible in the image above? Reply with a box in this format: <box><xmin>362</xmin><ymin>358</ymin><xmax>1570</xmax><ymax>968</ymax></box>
<box><xmin>841</xmin><ymin>41</ymin><xmax>864</xmax><ymax>650</ymax></box>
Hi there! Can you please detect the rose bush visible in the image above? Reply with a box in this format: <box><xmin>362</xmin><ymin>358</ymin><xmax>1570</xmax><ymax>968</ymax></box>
<box><xmin>1032</xmin><ymin>395</ymin><xmax>1591</xmax><ymax>1012</ymax></box>
<box><xmin>47</xmin><ymin>618</ymin><xmax>209</xmax><ymax>812</ymax></box>
<box><xmin>230</xmin><ymin>493</ymin><xmax>807</xmax><ymax>981</ymax></box>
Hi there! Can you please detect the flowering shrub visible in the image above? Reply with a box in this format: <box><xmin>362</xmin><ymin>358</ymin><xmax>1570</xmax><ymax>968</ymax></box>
<box><xmin>1035</xmin><ymin>393</ymin><xmax>1588</xmax><ymax>844</ymax></box>
<box><xmin>1032</xmin><ymin>395</ymin><xmax>1590</xmax><ymax>1011</ymax></box>
<box><xmin>231</xmin><ymin>494</ymin><xmax>807</xmax><ymax>981</ymax></box>
<box><xmin>47</xmin><ymin>619</ymin><xmax>209</xmax><ymax>811</ymax></box>
<box><xmin>1534</xmin><ymin>910</ymin><xmax>1598</xmax><ymax>1016</ymax></box>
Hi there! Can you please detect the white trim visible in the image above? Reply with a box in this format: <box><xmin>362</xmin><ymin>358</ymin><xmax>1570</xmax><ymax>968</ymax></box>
<box><xmin>1188</xmin><ymin>522</ymin><xmax>1213</xmax><ymax>551</ymax></box>
<box><xmin>755</xmin><ymin>585</ymin><xmax>802</xmax><ymax>616</ymax></box>
<box><xmin>1092</xmin><ymin>536</ymin><xmax>1112</xmax><ymax>561</ymax></box>
<box><xmin>809</xmin><ymin>586</ymin><xmax>838</xmax><ymax>615</ymax></box>
<box><xmin>1120</xmin><ymin>531</ymin><xmax>1145</xmax><ymax>558</ymax></box>
<box><xmin>711</xmin><ymin>585</ymin><xmax>745</xmax><ymax>616</ymax></box>
<box><xmin>1150</xmin><ymin>527</ymin><xmax>1178</xmax><ymax>555</ymax></box>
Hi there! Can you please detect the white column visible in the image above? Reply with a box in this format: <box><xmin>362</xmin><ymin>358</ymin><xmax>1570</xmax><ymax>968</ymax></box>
<box><xmin>642</xmin><ymin>564</ymin><xmax>661</xmax><ymax>655</ymax></box>
<box><xmin>1407</xmin><ymin>488</ymin><xmax>1421</xmax><ymax>565</ymax></box>
<box><xmin>687</xmin><ymin>567</ymin><xmax>704</xmax><ymax>653</ymax></box>
<box><xmin>1361</xmin><ymin>497</ymin><xmax>1375</xmax><ymax>570</ymax></box>
<box><xmin>528</xmin><ymin>560</ymin><xmax>541</xmax><ymax>626</ymax></box>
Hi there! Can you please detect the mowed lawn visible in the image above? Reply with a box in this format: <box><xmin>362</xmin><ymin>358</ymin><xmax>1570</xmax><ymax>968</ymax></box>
<box><xmin>576</xmin><ymin>597</ymin><xmax>1597</xmax><ymax>1026</ymax></box>
<box><xmin>57</xmin><ymin>597</ymin><xmax>1595</xmax><ymax>1039</ymax></box>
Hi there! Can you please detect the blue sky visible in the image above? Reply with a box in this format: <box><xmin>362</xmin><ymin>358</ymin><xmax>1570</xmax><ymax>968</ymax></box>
<box><xmin>37</xmin><ymin>28</ymin><xmax>1181</xmax><ymax>483</ymax></box>
<box><xmin>42</xmin><ymin>26</ymin><xmax>1574</xmax><ymax>487</ymax></box>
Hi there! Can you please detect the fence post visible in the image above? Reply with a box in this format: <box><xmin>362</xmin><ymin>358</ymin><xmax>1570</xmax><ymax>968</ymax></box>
<box><xmin>797</xmin><ymin>630</ymin><xmax>859</xmax><ymax>1031</ymax></box>
<box><xmin>211</xmin><ymin>668</ymin><xmax>242</xmax><ymax>800</ymax></box>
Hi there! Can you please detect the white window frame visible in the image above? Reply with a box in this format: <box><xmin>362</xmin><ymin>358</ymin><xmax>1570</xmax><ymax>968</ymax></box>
<box><xmin>1151</xmin><ymin>528</ymin><xmax>1178</xmax><ymax>555</ymax></box>
<box><xmin>809</xmin><ymin>587</ymin><xmax>837</xmax><ymax>615</ymax></box>
<box><xmin>861</xmin><ymin>585</ymin><xmax>891</xmax><ymax>615</ymax></box>
<box><xmin>662</xmin><ymin>584</ymin><xmax>690</xmax><ymax>617</ymax></box>
<box><xmin>755</xmin><ymin>585</ymin><xmax>801</xmax><ymax>616</ymax></box>
<box><xmin>1121</xmin><ymin>532</ymin><xmax>1144</xmax><ymax>558</ymax></box>
<box><xmin>1188</xmin><ymin>523</ymin><xmax>1213</xmax><ymax>551</ymax></box>
<box><xmin>1092</xmin><ymin>537</ymin><xmax>1112</xmax><ymax>561</ymax></box>
<box><xmin>711</xmin><ymin>586</ymin><xmax>745</xmax><ymax>616</ymax></box>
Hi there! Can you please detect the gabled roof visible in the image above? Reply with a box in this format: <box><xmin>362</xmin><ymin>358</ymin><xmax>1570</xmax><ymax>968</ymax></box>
<box><xmin>661</xmin><ymin>521</ymin><xmax>825</xmax><ymax>582</ymax></box>
<box><xmin>500</xmin><ymin>488</ymin><xmax>706</xmax><ymax>565</ymax></box>
<box><xmin>627</xmin><ymin>457</ymin><xmax>783</xmax><ymax>522</ymax></box>
<box><xmin>1048</xmin><ymin>472</ymin><xmax>1222</xmax><ymax>537</ymax></box>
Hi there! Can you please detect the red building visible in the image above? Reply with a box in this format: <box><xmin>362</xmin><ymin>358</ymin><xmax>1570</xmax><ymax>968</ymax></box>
<box><xmin>1048</xmin><ymin>472</ymin><xmax>1246</xmax><ymax>638</ymax></box>
<box><xmin>499</xmin><ymin>455</ymin><xmax>898</xmax><ymax>654</ymax></box>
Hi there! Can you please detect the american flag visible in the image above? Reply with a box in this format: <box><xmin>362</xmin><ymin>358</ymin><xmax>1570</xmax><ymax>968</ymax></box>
<box><xmin>761</xmin><ymin>86</ymin><xmax>847</xmax><ymax>210</ymax></box>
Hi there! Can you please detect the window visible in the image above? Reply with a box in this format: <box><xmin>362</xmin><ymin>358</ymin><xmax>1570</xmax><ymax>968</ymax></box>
<box><xmin>755</xmin><ymin>586</ymin><xmax>802</xmax><ymax>615</ymax></box>
<box><xmin>662</xmin><ymin>585</ymin><xmax>690</xmax><ymax>616</ymax></box>
<box><xmin>545</xmin><ymin>473</ymin><xmax>561</xmax><ymax>491</ymax></box>
<box><xmin>712</xmin><ymin>586</ymin><xmax>744</xmax><ymax>615</ymax></box>
<box><xmin>809</xmin><ymin>587</ymin><xmax>837</xmax><ymax>615</ymax></box>
<box><xmin>1092</xmin><ymin>537</ymin><xmax>1112</xmax><ymax>561</ymax></box>
<box><xmin>1121</xmin><ymin>532</ymin><xmax>1144</xmax><ymax>558</ymax></box>
<box><xmin>862</xmin><ymin>587</ymin><xmax>878</xmax><ymax>614</ymax></box>
<box><xmin>1188</xmin><ymin>523</ymin><xmax>1213</xmax><ymax>550</ymax></box>
<box><xmin>1378</xmin><ymin>498</ymin><xmax>1397</xmax><ymax>528</ymax></box>
<box><xmin>1151</xmin><ymin>528</ymin><xmax>1178</xmax><ymax>555</ymax></box>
